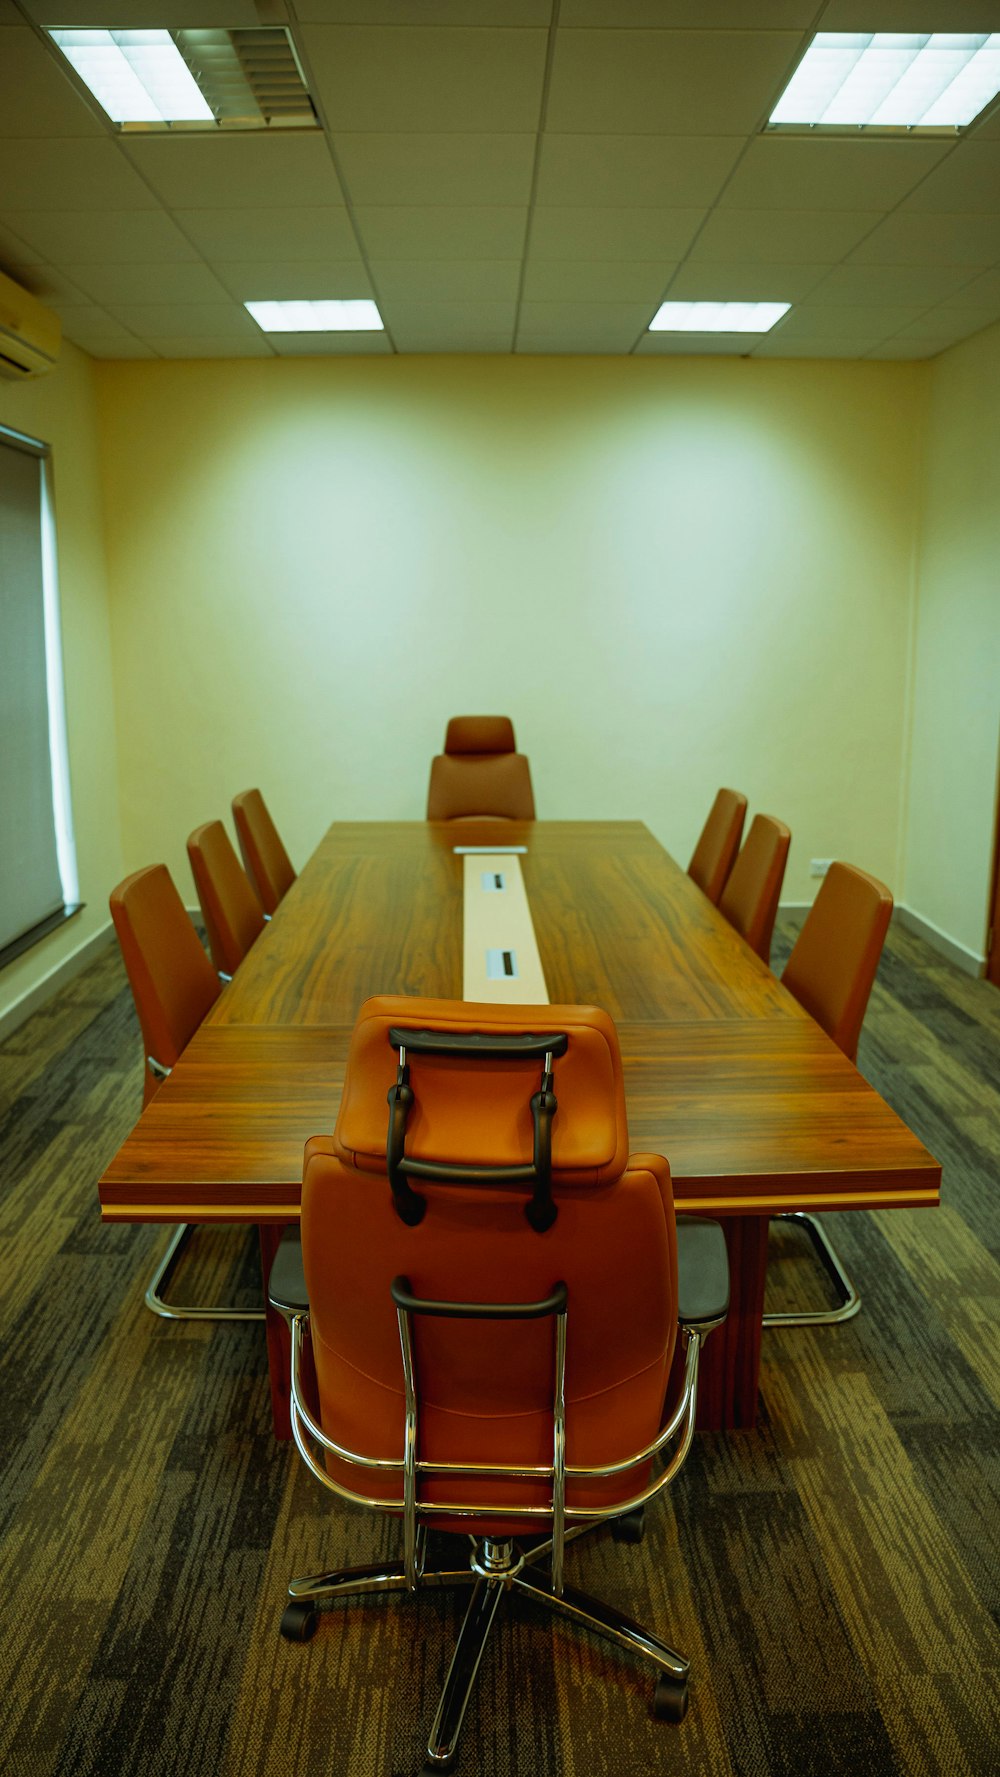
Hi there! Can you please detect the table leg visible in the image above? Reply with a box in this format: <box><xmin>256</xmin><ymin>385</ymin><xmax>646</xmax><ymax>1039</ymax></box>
<box><xmin>258</xmin><ymin>1223</ymin><xmax>292</xmax><ymax>1440</ymax></box>
<box><xmin>695</xmin><ymin>1215</ymin><xmax>769</xmax><ymax>1431</ymax></box>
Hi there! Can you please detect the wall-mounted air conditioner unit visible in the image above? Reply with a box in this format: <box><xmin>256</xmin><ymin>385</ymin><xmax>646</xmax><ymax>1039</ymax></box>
<box><xmin>0</xmin><ymin>270</ymin><xmax>61</xmax><ymax>380</ymax></box>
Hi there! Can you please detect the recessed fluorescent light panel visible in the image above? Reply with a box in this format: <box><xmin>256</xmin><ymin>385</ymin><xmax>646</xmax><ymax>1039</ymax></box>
<box><xmin>49</xmin><ymin>29</ymin><xmax>214</xmax><ymax>123</ymax></box>
<box><xmin>649</xmin><ymin>302</ymin><xmax>791</xmax><ymax>333</ymax></box>
<box><xmin>769</xmin><ymin>33</ymin><xmax>1000</xmax><ymax>130</ymax></box>
<box><xmin>245</xmin><ymin>300</ymin><xmax>385</xmax><ymax>333</ymax></box>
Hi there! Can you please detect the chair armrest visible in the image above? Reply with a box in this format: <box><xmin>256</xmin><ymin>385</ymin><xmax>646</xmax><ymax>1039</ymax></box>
<box><xmin>267</xmin><ymin>1225</ymin><xmax>309</xmax><ymax>1315</ymax></box>
<box><xmin>676</xmin><ymin>1216</ymin><xmax>730</xmax><ymax>1329</ymax></box>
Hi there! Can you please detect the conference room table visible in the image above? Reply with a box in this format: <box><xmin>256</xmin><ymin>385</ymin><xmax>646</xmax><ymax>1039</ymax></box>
<box><xmin>99</xmin><ymin>820</ymin><xmax>941</xmax><ymax>1437</ymax></box>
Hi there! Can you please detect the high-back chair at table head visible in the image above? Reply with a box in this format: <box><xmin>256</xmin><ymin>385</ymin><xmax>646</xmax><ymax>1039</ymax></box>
<box><xmin>687</xmin><ymin>788</ymin><xmax>747</xmax><ymax>905</ymax></box>
<box><xmin>109</xmin><ymin>864</ymin><xmax>262</xmax><ymax>1325</ymax></box>
<box><xmin>268</xmin><ymin>995</ymin><xmax>728</xmax><ymax>1770</ymax></box>
<box><xmin>231</xmin><ymin>788</ymin><xmax>296</xmax><ymax>916</ymax></box>
<box><xmin>765</xmin><ymin>861</ymin><xmax>894</xmax><ymax>1329</ymax></box>
<box><xmin>426</xmin><ymin>715</ymin><xmax>536</xmax><ymax>821</ymax></box>
<box><xmin>187</xmin><ymin>818</ymin><xmax>265</xmax><ymax>980</ymax></box>
<box><xmin>719</xmin><ymin>813</ymin><xmax>791</xmax><ymax>966</ymax></box>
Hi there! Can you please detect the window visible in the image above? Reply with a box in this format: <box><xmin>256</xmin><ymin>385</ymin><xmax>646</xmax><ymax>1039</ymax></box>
<box><xmin>0</xmin><ymin>425</ymin><xmax>79</xmax><ymax>966</ymax></box>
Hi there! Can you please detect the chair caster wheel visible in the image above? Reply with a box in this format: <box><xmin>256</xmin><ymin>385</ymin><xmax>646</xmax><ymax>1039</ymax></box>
<box><xmin>611</xmin><ymin>1506</ymin><xmax>646</xmax><ymax>1544</ymax></box>
<box><xmin>653</xmin><ymin>1671</ymin><xmax>689</xmax><ymax>1722</ymax></box>
<box><xmin>280</xmin><ymin>1601</ymin><xmax>318</xmax><ymax>1642</ymax></box>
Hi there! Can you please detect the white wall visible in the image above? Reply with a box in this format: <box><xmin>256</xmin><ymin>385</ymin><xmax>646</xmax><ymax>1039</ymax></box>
<box><xmin>96</xmin><ymin>353</ymin><xmax>925</xmax><ymax>908</ymax></box>
<box><xmin>0</xmin><ymin>342</ymin><xmax>123</xmax><ymax>1029</ymax></box>
<box><xmin>903</xmin><ymin>319</ymin><xmax>1000</xmax><ymax>966</ymax></box>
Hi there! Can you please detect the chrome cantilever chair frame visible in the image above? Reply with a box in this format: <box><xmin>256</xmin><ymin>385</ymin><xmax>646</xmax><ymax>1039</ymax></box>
<box><xmin>142</xmin><ymin>1055</ymin><xmax>264</xmax><ymax>1325</ymax></box>
<box><xmin>762</xmin><ymin>1210</ymin><xmax>861</xmax><ymax>1328</ymax></box>
<box><xmin>271</xmin><ymin>1225</ymin><xmax>726</xmax><ymax>1773</ymax></box>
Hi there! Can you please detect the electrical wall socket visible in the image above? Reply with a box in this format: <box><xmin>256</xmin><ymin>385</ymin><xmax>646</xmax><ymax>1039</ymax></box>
<box><xmin>810</xmin><ymin>858</ymin><xmax>833</xmax><ymax>877</ymax></box>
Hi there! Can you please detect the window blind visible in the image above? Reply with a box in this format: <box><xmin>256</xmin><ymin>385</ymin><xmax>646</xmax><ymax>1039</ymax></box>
<box><xmin>0</xmin><ymin>430</ymin><xmax>64</xmax><ymax>954</ymax></box>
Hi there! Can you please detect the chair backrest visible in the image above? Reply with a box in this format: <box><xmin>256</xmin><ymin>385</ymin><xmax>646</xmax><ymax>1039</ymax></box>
<box><xmin>187</xmin><ymin>819</ymin><xmax>265</xmax><ymax>978</ymax></box>
<box><xmin>301</xmin><ymin>995</ymin><xmax>678</xmax><ymax>1529</ymax></box>
<box><xmin>688</xmin><ymin>788</ymin><xmax>747</xmax><ymax>904</ymax></box>
<box><xmin>426</xmin><ymin>716</ymin><xmax>536</xmax><ymax>821</ymax></box>
<box><xmin>782</xmin><ymin>861</ymin><xmax>893</xmax><ymax>1062</ymax></box>
<box><xmin>109</xmin><ymin>864</ymin><xmax>220</xmax><ymax>1104</ymax></box>
<box><xmin>231</xmin><ymin>788</ymin><xmax>296</xmax><ymax>915</ymax></box>
<box><xmin>719</xmin><ymin>813</ymin><xmax>791</xmax><ymax>965</ymax></box>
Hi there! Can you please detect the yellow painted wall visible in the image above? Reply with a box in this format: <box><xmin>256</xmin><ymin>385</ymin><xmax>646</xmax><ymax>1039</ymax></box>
<box><xmin>96</xmin><ymin>354</ymin><xmax>924</xmax><ymax>909</ymax></box>
<box><xmin>0</xmin><ymin>341</ymin><xmax>123</xmax><ymax>1025</ymax></box>
<box><xmin>902</xmin><ymin>319</ymin><xmax>1000</xmax><ymax>964</ymax></box>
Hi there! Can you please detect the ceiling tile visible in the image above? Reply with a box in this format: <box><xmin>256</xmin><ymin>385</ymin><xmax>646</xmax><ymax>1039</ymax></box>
<box><xmin>393</xmin><ymin>334</ymin><xmax>514</xmax><ymax>353</ymax></box>
<box><xmin>818</xmin><ymin>1</ymin><xmax>1000</xmax><ymax>29</ymax></box>
<box><xmin>381</xmin><ymin>299</ymin><xmax>517</xmax><ymax>336</ymax></box>
<box><xmin>720</xmin><ymin>137</ymin><xmax>950</xmax><ymax>212</ymax></box>
<box><xmin>19</xmin><ymin>2</ymin><xmax>262</xmax><ymax>22</ymax></box>
<box><xmin>369</xmin><ymin>260</ymin><xmax>522</xmax><ymax>301</ymax></box>
<box><xmin>353</xmin><ymin>206</ymin><xmax>527</xmax><ymax>259</ymax></box>
<box><xmin>522</xmin><ymin>260</ymin><xmax>674</xmax><ymax>301</ymax></box>
<box><xmin>8</xmin><ymin>265</ymin><xmax>92</xmax><ymax>306</ymax></box>
<box><xmin>123</xmin><ymin>135</ymin><xmax>345</xmax><ymax>211</ymax></box>
<box><xmin>0</xmin><ymin>207</ymin><xmax>202</xmax><ymax>263</ymax></box>
<box><xmin>529</xmin><ymin>206</ymin><xmax>703</xmax><ymax>260</ymax></box>
<box><xmin>212</xmin><ymin>261</ymin><xmax>374</xmax><ymax>302</ymax></box>
<box><xmin>64</xmin><ymin>261</ymin><xmax>230</xmax><ymax>306</ymax></box>
<box><xmin>690</xmin><ymin>207</ymin><xmax>883</xmax><ymax>263</ymax></box>
<box><xmin>105</xmin><ymin>302</ymin><xmax>261</xmax><ymax>339</ymax></box>
<box><xmin>0</xmin><ymin>26</ymin><xmax>105</xmax><ymax>137</ymax></box>
<box><xmin>634</xmin><ymin>331</ymin><xmax>756</xmax><ymax>354</ymax></box>
<box><xmin>296</xmin><ymin>2</ymin><xmax>548</xmax><ymax>20</ymax></box>
<box><xmin>76</xmin><ymin>337</ymin><xmax>157</xmax><ymax>360</ymax></box>
<box><xmin>667</xmin><ymin>261</ymin><xmax>827</xmax><ymax>301</ymax></box>
<box><xmin>268</xmin><ymin>332</ymin><xmax>393</xmax><ymax>355</ymax></box>
<box><xmin>0</xmin><ymin>139</ymin><xmax>159</xmax><ymax>209</ymax></box>
<box><xmin>516</xmin><ymin>331</ymin><xmax>642</xmax><ymax>354</ymax></box>
<box><xmin>173</xmin><ymin>208</ymin><xmax>361</xmax><ymax>263</ymax></box>
<box><xmin>942</xmin><ymin>268</ymin><xmax>1000</xmax><ymax>309</ymax></box>
<box><xmin>333</xmin><ymin>133</ymin><xmax>536</xmax><ymax>206</ymax></box>
<box><xmin>142</xmin><ymin>336</ymin><xmax>276</xmax><ymax>359</ymax></box>
<box><xmin>751</xmin><ymin>337</ymin><xmax>875</xmax><ymax>359</ymax></box>
<box><xmin>847</xmin><ymin>212</ymin><xmax>1000</xmax><ymax>267</ymax></box>
<box><xmin>302</xmin><ymin>25</ymin><xmax>548</xmax><ymax>132</ymax></box>
<box><xmin>865</xmin><ymin>340</ymin><xmax>954</xmax><ymax>359</ymax></box>
<box><xmin>535</xmin><ymin>134</ymin><xmax>743</xmax><ymax>207</ymax></box>
<box><xmin>0</xmin><ymin>215</ymin><xmax>36</xmax><ymax>262</ymax></box>
<box><xmin>890</xmin><ymin>309</ymin><xmax>1000</xmax><ymax>344</ymax></box>
<box><xmin>897</xmin><ymin>142</ymin><xmax>1000</xmax><ymax>215</ymax></box>
<box><xmin>545</xmin><ymin>29</ymin><xmax>804</xmax><ymax>135</ymax></box>
<box><xmin>770</xmin><ymin>305</ymin><xmax>925</xmax><ymax>340</ymax></box>
<box><xmin>518</xmin><ymin>300</ymin><xmax>653</xmax><ymax>335</ymax></box>
<box><xmin>55</xmin><ymin>304</ymin><xmax>140</xmax><ymax>341</ymax></box>
<box><xmin>805</xmin><ymin>263</ymin><xmax>986</xmax><ymax>305</ymax></box>
<box><xmin>560</xmin><ymin>3</ymin><xmax>817</xmax><ymax>22</ymax></box>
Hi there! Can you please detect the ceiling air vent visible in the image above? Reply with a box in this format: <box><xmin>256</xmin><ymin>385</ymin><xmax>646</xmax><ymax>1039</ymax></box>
<box><xmin>178</xmin><ymin>29</ymin><xmax>317</xmax><ymax>129</ymax></box>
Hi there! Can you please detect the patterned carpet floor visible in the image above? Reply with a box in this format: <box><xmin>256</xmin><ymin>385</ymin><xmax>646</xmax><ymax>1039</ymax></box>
<box><xmin>0</xmin><ymin>915</ymin><xmax>997</xmax><ymax>1776</ymax></box>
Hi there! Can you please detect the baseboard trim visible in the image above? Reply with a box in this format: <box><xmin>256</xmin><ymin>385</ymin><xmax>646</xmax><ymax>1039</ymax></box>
<box><xmin>0</xmin><ymin>919</ymin><xmax>116</xmax><ymax>1043</ymax></box>
<box><xmin>896</xmin><ymin>905</ymin><xmax>985</xmax><ymax>978</ymax></box>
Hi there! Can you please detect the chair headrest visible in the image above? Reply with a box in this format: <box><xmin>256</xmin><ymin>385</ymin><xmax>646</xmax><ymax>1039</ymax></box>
<box><xmin>334</xmin><ymin>996</ymin><xmax>629</xmax><ymax>1188</ymax></box>
<box><xmin>444</xmin><ymin>716</ymin><xmax>516</xmax><ymax>756</ymax></box>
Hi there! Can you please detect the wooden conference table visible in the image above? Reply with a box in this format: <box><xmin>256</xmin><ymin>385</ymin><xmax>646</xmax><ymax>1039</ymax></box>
<box><xmin>99</xmin><ymin>820</ymin><xmax>940</xmax><ymax>1435</ymax></box>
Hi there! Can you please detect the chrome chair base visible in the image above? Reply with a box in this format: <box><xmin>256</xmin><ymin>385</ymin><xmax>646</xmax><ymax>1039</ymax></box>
<box><xmin>762</xmin><ymin>1211</ymin><xmax>861</xmax><ymax>1328</ymax></box>
<box><xmin>144</xmin><ymin>1222</ymin><xmax>265</xmax><ymax>1322</ymax></box>
<box><xmin>281</xmin><ymin>1531</ymin><xmax>690</xmax><ymax>1771</ymax></box>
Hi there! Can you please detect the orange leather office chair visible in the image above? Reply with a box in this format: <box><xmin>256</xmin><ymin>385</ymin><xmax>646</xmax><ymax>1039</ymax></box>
<box><xmin>426</xmin><ymin>715</ymin><xmax>536</xmax><ymax>821</ymax></box>
<box><xmin>109</xmin><ymin>864</ymin><xmax>263</xmax><ymax>1324</ymax></box>
<box><xmin>187</xmin><ymin>819</ymin><xmax>265</xmax><ymax>980</ymax></box>
<box><xmin>268</xmin><ymin>995</ymin><xmax>728</xmax><ymax>1771</ymax></box>
<box><xmin>719</xmin><ymin>814</ymin><xmax>791</xmax><ymax>965</ymax></box>
<box><xmin>232</xmin><ymin>788</ymin><xmax>296</xmax><ymax>916</ymax></box>
<box><xmin>765</xmin><ymin>861</ymin><xmax>894</xmax><ymax>1328</ymax></box>
<box><xmin>687</xmin><ymin>788</ymin><xmax>747</xmax><ymax>904</ymax></box>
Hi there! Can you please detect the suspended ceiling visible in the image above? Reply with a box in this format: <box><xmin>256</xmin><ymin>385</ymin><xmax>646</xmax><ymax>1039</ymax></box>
<box><xmin>2</xmin><ymin>0</ymin><xmax>1000</xmax><ymax>362</ymax></box>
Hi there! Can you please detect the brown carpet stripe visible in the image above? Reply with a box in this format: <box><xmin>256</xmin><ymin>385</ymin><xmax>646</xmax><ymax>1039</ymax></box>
<box><xmin>0</xmin><ymin>919</ymin><xmax>997</xmax><ymax>1776</ymax></box>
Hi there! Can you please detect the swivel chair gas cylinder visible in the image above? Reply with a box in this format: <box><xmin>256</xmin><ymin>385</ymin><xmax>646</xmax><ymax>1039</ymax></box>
<box><xmin>268</xmin><ymin>994</ymin><xmax>728</xmax><ymax>1772</ymax></box>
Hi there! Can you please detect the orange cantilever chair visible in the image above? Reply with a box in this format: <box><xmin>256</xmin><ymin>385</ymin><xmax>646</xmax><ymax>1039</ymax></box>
<box><xmin>267</xmin><ymin>995</ymin><xmax>729</xmax><ymax>1771</ymax></box>
<box><xmin>765</xmin><ymin>860</ymin><xmax>893</xmax><ymax>1328</ymax></box>
<box><xmin>687</xmin><ymin>788</ymin><xmax>747</xmax><ymax>904</ymax></box>
<box><xmin>109</xmin><ymin>863</ymin><xmax>263</xmax><ymax>1324</ymax></box>
<box><xmin>719</xmin><ymin>814</ymin><xmax>791</xmax><ymax>965</ymax></box>
<box><xmin>426</xmin><ymin>715</ymin><xmax>536</xmax><ymax>821</ymax></box>
<box><xmin>187</xmin><ymin>819</ymin><xmax>265</xmax><ymax>980</ymax></box>
<box><xmin>231</xmin><ymin>788</ymin><xmax>296</xmax><ymax>916</ymax></box>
